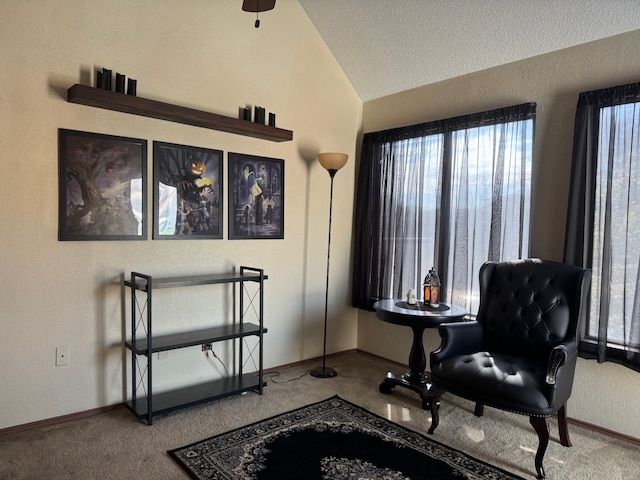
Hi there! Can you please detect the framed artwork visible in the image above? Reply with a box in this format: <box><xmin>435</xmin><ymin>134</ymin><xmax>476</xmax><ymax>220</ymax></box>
<box><xmin>228</xmin><ymin>152</ymin><xmax>284</xmax><ymax>239</ymax></box>
<box><xmin>153</xmin><ymin>141</ymin><xmax>223</xmax><ymax>239</ymax></box>
<box><xmin>58</xmin><ymin>129</ymin><xmax>147</xmax><ymax>241</ymax></box>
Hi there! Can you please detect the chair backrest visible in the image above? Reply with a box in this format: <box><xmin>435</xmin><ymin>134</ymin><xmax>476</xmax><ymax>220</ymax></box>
<box><xmin>476</xmin><ymin>259</ymin><xmax>590</xmax><ymax>360</ymax></box>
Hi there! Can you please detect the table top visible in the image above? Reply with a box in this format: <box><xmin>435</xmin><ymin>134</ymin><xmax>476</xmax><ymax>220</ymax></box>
<box><xmin>373</xmin><ymin>299</ymin><xmax>467</xmax><ymax>328</ymax></box>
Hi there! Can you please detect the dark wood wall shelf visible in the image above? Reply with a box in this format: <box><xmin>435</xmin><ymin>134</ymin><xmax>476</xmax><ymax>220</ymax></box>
<box><xmin>67</xmin><ymin>84</ymin><xmax>293</xmax><ymax>142</ymax></box>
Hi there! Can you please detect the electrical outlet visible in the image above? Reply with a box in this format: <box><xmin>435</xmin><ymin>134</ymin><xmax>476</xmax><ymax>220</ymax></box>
<box><xmin>202</xmin><ymin>344</ymin><xmax>213</xmax><ymax>352</ymax></box>
<box><xmin>157</xmin><ymin>351</ymin><xmax>168</xmax><ymax>360</ymax></box>
<box><xmin>56</xmin><ymin>346</ymin><xmax>69</xmax><ymax>366</ymax></box>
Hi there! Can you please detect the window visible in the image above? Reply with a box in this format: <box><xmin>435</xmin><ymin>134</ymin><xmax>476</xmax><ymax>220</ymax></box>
<box><xmin>564</xmin><ymin>82</ymin><xmax>640</xmax><ymax>372</ymax></box>
<box><xmin>353</xmin><ymin>103</ymin><xmax>535</xmax><ymax>314</ymax></box>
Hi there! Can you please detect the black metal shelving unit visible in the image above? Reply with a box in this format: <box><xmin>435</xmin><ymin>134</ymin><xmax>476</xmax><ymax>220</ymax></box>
<box><xmin>123</xmin><ymin>266</ymin><xmax>267</xmax><ymax>425</ymax></box>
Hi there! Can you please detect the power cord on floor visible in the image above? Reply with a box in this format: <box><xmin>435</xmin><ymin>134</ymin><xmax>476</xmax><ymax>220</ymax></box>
<box><xmin>265</xmin><ymin>370</ymin><xmax>310</xmax><ymax>383</ymax></box>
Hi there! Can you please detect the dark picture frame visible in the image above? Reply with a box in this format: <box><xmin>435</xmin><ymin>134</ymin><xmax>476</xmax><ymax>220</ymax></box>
<box><xmin>228</xmin><ymin>152</ymin><xmax>284</xmax><ymax>239</ymax></box>
<box><xmin>58</xmin><ymin>129</ymin><xmax>147</xmax><ymax>241</ymax></box>
<box><xmin>153</xmin><ymin>141</ymin><xmax>223</xmax><ymax>239</ymax></box>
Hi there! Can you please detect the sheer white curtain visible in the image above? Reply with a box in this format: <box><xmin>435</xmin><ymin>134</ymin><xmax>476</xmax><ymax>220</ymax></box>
<box><xmin>446</xmin><ymin>121</ymin><xmax>533</xmax><ymax>313</ymax></box>
<box><xmin>564</xmin><ymin>81</ymin><xmax>640</xmax><ymax>372</ymax></box>
<box><xmin>353</xmin><ymin>103</ymin><xmax>535</xmax><ymax>313</ymax></box>
<box><xmin>379</xmin><ymin>134</ymin><xmax>444</xmax><ymax>300</ymax></box>
<box><xmin>592</xmin><ymin>102</ymin><xmax>640</xmax><ymax>352</ymax></box>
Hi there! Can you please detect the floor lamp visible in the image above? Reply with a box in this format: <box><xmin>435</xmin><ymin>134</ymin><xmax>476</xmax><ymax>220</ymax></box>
<box><xmin>310</xmin><ymin>152</ymin><xmax>348</xmax><ymax>378</ymax></box>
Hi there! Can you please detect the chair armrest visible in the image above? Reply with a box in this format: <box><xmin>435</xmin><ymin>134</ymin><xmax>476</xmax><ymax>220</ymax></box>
<box><xmin>546</xmin><ymin>341</ymin><xmax>578</xmax><ymax>385</ymax></box>
<box><xmin>431</xmin><ymin>321</ymin><xmax>484</xmax><ymax>364</ymax></box>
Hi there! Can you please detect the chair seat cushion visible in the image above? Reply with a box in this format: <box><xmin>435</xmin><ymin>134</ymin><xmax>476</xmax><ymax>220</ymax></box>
<box><xmin>430</xmin><ymin>352</ymin><xmax>553</xmax><ymax>416</ymax></box>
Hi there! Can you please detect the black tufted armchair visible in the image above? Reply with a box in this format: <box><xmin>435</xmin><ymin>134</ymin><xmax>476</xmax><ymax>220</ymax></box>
<box><xmin>425</xmin><ymin>259</ymin><xmax>591</xmax><ymax>479</ymax></box>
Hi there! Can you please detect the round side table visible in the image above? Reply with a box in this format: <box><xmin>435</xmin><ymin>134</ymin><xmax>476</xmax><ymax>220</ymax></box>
<box><xmin>373</xmin><ymin>299</ymin><xmax>467</xmax><ymax>409</ymax></box>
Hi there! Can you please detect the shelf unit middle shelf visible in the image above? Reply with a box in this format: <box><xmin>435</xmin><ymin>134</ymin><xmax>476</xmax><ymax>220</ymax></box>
<box><xmin>125</xmin><ymin>323</ymin><xmax>267</xmax><ymax>355</ymax></box>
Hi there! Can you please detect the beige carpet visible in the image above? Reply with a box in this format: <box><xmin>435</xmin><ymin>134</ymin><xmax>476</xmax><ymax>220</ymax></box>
<box><xmin>1</xmin><ymin>351</ymin><xmax>638</xmax><ymax>479</ymax></box>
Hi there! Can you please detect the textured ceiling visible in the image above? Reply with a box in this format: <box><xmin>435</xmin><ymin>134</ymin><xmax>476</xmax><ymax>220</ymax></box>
<box><xmin>297</xmin><ymin>0</ymin><xmax>640</xmax><ymax>102</ymax></box>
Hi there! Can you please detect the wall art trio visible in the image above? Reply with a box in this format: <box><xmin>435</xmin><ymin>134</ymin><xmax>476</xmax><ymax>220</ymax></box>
<box><xmin>58</xmin><ymin>129</ymin><xmax>284</xmax><ymax>241</ymax></box>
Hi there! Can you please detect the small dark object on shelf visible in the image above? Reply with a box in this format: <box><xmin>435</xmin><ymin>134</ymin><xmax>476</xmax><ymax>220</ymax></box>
<box><xmin>96</xmin><ymin>70</ymin><xmax>104</xmax><ymax>89</ymax></box>
<box><xmin>115</xmin><ymin>73</ymin><xmax>125</xmax><ymax>93</ymax></box>
<box><xmin>127</xmin><ymin>78</ymin><xmax>137</xmax><ymax>96</ymax></box>
<box><xmin>254</xmin><ymin>106</ymin><xmax>265</xmax><ymax>124</ymax></box>
<box><xmin>102</xmin><ymin>68</ymin><xmax>112</xmax><ymax>91</ymax></box>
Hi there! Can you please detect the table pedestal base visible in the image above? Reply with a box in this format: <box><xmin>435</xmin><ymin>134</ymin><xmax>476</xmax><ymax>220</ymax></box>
<box><xmin>379</xmin><ymin>370</ymin><xmax>434</xmax><ymax>409</ymax></box>
<box><xmin>373</xmin><ymin>300</ymin><xmax>466</xmax><ymax>411</ymax></box>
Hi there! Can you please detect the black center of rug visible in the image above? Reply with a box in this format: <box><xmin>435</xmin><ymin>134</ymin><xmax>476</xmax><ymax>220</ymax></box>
<box><xmin>255</xmin><ymin>427</ymin><xmax>466</xmax><ymax>479</ymax></box>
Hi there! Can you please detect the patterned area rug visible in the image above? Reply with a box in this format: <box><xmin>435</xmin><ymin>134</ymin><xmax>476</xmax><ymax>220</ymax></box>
<box><xmin>169</xmin><ymin>395</ymin><xmax>524</xmax><ymax>480</ymax></box>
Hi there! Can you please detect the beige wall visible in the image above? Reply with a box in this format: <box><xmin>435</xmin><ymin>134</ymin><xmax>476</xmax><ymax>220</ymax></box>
<box><xmin>359</xmin><ymin>30</ymin><xmax>640</xmax><ymax>439</ymax></box>
<box><xmin>0</xmin><ymin>0</ymin><xmax>361</xmax><ymax>429</ymax></box>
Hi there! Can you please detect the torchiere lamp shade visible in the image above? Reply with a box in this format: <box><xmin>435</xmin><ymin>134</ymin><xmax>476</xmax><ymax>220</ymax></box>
<box><xmin>318</xmin><ymin>152</ymin><xmax>348</xmax><ymax>172</ymax></box>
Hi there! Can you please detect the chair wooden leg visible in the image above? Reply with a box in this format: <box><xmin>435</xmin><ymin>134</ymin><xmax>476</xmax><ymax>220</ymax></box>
<box><xmin>426</xmin><ymin>387</ymin><xmax>445</xmax><ymax>434</ymax></box>
<box><xmin>557</xmin><ymin>404</ymin><xmax>572</xmax><ymax>447</ymax></box>
<box><xmin>474</xmin><ymin>402</ymin><xmax>484</xmax><ymax>417</ymax></box>
<box><xmin>530</xmin><ymin>416</ymin><xmax>550</xmax><ymax>479</ymax></box>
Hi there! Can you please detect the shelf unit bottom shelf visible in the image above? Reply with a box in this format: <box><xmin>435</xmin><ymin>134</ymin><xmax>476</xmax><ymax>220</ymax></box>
<box><xmin>126</xmin><ymin>374</ymin><xmax>265</xmax><ymax>420</ymax></box>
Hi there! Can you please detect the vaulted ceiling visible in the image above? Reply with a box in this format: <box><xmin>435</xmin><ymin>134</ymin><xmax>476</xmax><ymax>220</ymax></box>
<box><xmin>297</xmin><ymin>0</ymin><xmax>640</xmax><ymax>102</ymax></box>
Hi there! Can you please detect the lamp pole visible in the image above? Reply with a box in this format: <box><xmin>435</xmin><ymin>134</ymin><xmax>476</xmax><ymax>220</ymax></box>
<box><xmin>311</xmin><ymin>168</ymin><xmax>338</xmax><ymax>378</ymax></box>
<box><xmin>310</xmin><ymin>153</ymin><xmax>348</xmax><ymax>379</ymax></box>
